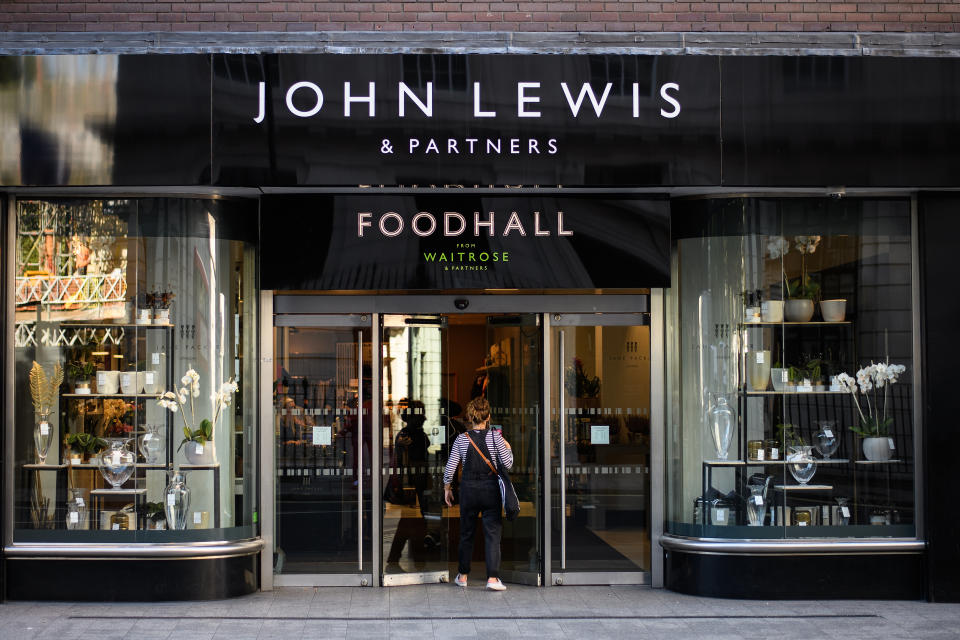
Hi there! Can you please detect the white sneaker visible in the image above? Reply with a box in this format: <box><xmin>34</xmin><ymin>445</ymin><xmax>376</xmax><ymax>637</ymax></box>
<box><xmin>486</xmin><ymin>578</ymin><xmax>506</xmax><ymax>591</ymax></box>
<box><xmin>454</xmin><ymin>574</ymin><xmax>468</xmax><ymax>587</ymax></box>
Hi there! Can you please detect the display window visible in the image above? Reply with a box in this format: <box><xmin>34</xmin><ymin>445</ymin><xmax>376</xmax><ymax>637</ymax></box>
<box><xmin>666</xmin><ymin>197</ymin><xmax>916</xmax><ymax>539</ymax></box>
<box><xmin>10</xmin><ymin>197</ymin><xmax>258</xmax><ymax>542</ymax></box>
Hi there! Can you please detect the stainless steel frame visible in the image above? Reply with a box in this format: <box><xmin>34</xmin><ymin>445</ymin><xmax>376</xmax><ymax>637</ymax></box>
<box><xmin>270</xmin><ymin>311</ymin><xmax>376</xmax><ymax>588</ymax></box>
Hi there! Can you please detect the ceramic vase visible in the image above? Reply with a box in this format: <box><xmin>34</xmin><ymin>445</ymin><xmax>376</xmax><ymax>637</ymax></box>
<box><xmin>761</xmin><ymin>300</ymin><xmax>784</xmax><ymax>323</ymax></box>
<box><xmin>862</xmin><ymin>436</ymin><xmax>893</xmax><ymax>462</ymax></box>
<box><xmin>184</xmin><ymin>440</ymin><xmax>215</xmax><ymax>465</ymax></box>
<box><xmin>820</xmin><ymin>299</ymin><xmax>847</xmax><ymax>322</ymax></box>
<box><xmin>784</xmin><ymin>299</ymin><xmax>815</xmax><ymax>322</ymax></box>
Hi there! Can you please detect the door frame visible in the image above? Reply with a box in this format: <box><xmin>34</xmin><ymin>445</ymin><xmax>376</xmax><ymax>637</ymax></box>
<box><xmin>261</xmin><ymin>292</ymin><xmax>664</xmax><ymax>589</ymax></box>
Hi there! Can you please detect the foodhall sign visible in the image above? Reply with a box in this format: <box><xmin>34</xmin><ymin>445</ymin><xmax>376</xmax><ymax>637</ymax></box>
<box><xmin>213</xmin><ymin>54</ymin><xmax>722</xmax><ymax>186</ymax></box>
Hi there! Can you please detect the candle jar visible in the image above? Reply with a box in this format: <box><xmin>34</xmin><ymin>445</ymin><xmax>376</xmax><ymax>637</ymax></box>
<box><xmin>765</xmin><ymin>439</ymin><xmax>781</xmax><ymax>461</ymax></box>
<box><xmin>747</xmin><ymin>440</ymin><xmax>765</xmax><ymax>461</ymax></box>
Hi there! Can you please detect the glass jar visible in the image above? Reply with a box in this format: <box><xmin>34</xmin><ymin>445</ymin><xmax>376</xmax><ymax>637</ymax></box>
<box><xmin>164</xmin><ymin>470</ymin><xmax>191</xmax><ymax>530</ymax></box>
<box><xmin>765</xmin><ymin>439</ymin><xmax>781</xmax><ymax>461</ymax></box>
<box><xmin>836</xmin><ymin>497</ymin><xmax>851</xmax><ymax>525</ymax></box>
<box><xmin>747</xmin><ymin>440</ymin><xmax>765</xmax><ymax>461</ymax></box>
<box><xmin>109</xmin><ymin>511</ymin><xmax>129</xmax><ymax>531</ymax></box>
<box><xmin>794</xmin><ymin>509</ymin><xmax>812</xmax><ymax>527</ymax></box>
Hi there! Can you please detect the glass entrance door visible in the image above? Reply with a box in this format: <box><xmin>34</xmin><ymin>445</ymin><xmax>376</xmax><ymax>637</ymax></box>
<box><xmin>273</xmin><ymin>314</ymin><xmax>373</xmax><ymax>585</ymax></box>
<box><xmin>380</xmin><ymin>313</ymin><xmax>541</xmax><ymax>586</ymax></box>
<box><xmin>550</xmin><ymin>314</ymin><xmax>652</xmax><ymax>585</ymax></box>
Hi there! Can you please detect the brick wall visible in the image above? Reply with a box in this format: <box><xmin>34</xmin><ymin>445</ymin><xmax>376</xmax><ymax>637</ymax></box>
<box><xmin>1</xmin><ymin>1</ymin><xmax>958</xmax><ymax>33</ymax></box>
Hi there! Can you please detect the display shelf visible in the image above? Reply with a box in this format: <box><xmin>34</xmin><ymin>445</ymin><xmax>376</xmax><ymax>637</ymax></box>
<box><xmin>180</xmin><ymin>463</ymin><xmax>222</xmax><ymax>470</ymax></box>
<box><xmin>745</xmin><ymin>458</ymin><xmax>850</xmax><ymax>466</ymax></box>
<box><xmin>774</xmin><ymin>484</ymin><xmax>833</xmax><ymax>491</ymax></box>
<box><xmin>23</xmin><ymin>463</ymin><xmax>68</xmax><ymax>470</ymax></box>
<box><xmin>743</xmin><ymin>321</ymin><xmax>853</xmax><ymax>326</ymax></box>
<box><xmin>854</xmin><ymin>459</ymin><xmax>903</xmax><ymax>465</ymax></box>
<box><xmin>703</xmin><ymin>459</ymin><xmax>746</xmax><ymax>467</ymax></box>
<box><xmin>63</xmin><ymin>393</ymin><xmax>162</xmax><ymax>398</ymax></box>
<box><xmin>59</xmin><ymin>322</ymin><xmax>174</xmax><ymax>329</ymax></box>
<box><xmin>91</xmin><ymin>488</ymin><xmax>148</xmax><ymax>496</ymax></box>
<box><xmin>743</xmin><ymin>390</ymin><xmax>848</xmax><ymax>396</ymax></box>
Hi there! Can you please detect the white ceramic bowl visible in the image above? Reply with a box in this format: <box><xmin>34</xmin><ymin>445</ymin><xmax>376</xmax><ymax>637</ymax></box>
<box><xmin>820</xmin><ymin>299</ymin><xmax>847</xmax><ymax>322</ymax></box>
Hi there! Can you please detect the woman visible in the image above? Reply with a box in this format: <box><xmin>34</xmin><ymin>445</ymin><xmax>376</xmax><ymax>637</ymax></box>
<box><xmin>443</xmin><ymin>396</ymin><xmax>513</xmax><ymax>591</ymax></box>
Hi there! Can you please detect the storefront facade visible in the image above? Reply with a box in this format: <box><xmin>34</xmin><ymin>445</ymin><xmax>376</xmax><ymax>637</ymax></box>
<box><xmin>1</xmin><ymin>43</ymin><xmax>957</xmax><ymax>601</ymax></box>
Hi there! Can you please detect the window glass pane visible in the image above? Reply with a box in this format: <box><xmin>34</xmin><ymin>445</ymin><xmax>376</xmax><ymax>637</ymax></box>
<box><xmin>667</xmin><ymin>198</ymin><xmax>915</xmax><ymax>539</ymax></box>
<box><xmin>13</xmin><ymin>197</ymin><xmax>258</xmax><ymax>542</ymax></box>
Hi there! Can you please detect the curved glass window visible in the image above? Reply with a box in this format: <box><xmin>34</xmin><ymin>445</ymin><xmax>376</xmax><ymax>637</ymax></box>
<box><xmin>666</xmin><ymin>197</ymin><xmax>916</xmax><ymax>539</ymax></box>
<box><xmin>12</xmin><ymin>197</ymin><xmax>258</xmax><ymax>543</ymax></box>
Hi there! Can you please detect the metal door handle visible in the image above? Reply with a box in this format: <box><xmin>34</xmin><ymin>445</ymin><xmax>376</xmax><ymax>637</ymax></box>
<box><xmin>358</xmin><ymin>331</ymin><xmax>363</xmax><ymax>572</ymax></box>
<box><xmin>558</xmin><ymin>330</ymin><xmax>566</xmax><ymax>571</ymax></box>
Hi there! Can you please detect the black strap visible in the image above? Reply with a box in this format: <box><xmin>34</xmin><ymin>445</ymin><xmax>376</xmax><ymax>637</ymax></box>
<box><xmin>466</xmin><ymin>431</ymin><xmax>498</xmax><ymax>475</ymax></box>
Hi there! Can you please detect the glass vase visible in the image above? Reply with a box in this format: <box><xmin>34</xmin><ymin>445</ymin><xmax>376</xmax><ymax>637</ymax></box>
<box><xmin>746</xmin><ymin>484</ymin><xmax>766</xmax><ymax>526</ymax></box>
<box><xmin>836</xmin><ymin>497</ymin><xmax>851</xmax><ymax>526</ymax></box>
<box><xmin>139</xmin><ymin>424</ymin><xmax>165</xmax><ymax>464</ymax></box>
<box><xmin>164</xmin><ymin>470</ymin><xmax>191</xmax><ymax>530</ymax></box>
<box><xmin>814</xmin><ymin>421</ymin><xmax>840</xmax><ymax>459</ymax></box>
<box><xmin>787</xmin><ymin>445</ymin><xmax>817</xmax><ymax>485</ymax></box>
<box><xmin>34</xmin><ymin>410</ymin><xmax>52</xmax><ymax>464</ymax></box>
<box><xmin>708</xmin><ymin>395</ymin><xmax>733</xmax><ymax>460</ymax></box>
<box><xmin>66</xmin><ymin>488</ymin><xmax>88</xmax><ymax>530</ymax></box>
<box><xmin>98</xmin><ymin>438</ymin><xmax>136</xmax><ymax>489</ymax></box>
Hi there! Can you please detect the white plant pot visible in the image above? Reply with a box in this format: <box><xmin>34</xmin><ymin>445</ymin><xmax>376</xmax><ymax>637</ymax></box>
<box><xmin>153</xmin><ymin>308</ymin><xmax>171</xmax><ymax>325</ymax></box>
<box><xmin>183</xmin><ymin>440</ymin><xmax>215</xmax><ymax>465</ymax></box>
<box><xmin>784</xmin><ymin>299</ymin><xmax>815</xmax><ymax>322</ymax></box>
<box><xmin>119</xmin><ymin>372</ymin><xmax>138</xmax><ymax>395</ymax></box>
<box><xmin>820</xmin><ymin>299</ymin><xmax>847</xmax><ymax>322</ymax></box>
<box><xmin>136</xmin><ymin>308</ymin><xmax>153</xmax><ymax>325</ymax></box>
<box><xmin>863</xmin><ymin>437</ymin><xmax>893</xmax><ymax>462</ymax></box>
<box><xmin>96</xmin><ymin>370</ymin><xmax>120</xmax><ymax>395</ymax></box>
<box><xmin>142</xmin><ymin>370</ymin><xmax>157</xmax><ymax>394</ymax></box>
<box><xmin>761</xmin><ymin>300</ymin><xmax>784</xmax><ymax>323</ymax></box>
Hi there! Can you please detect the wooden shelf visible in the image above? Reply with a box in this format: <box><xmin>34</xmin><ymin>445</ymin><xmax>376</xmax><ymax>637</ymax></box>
<box><xmin>59</xmin><ymin>322</ymin><xmax>174</xmax><ymax>329</ymax></box>
<box><xmin>855</xmin><ymin>459</ymin><xmax>903</xmax><ymax>465</ymax></box>
<box><xmin>23</xmin><ymin>463</ymin><xmax>68</xmax><ymax>470</ymax></box>
<box><xmin>91</xmin><ymin>488</ymin><xmax>148</xmax><ymax>496</ymax></box>
<box><xmin>703</xmin><ymin>459</ymin><xmax>746</xmax><ymax>467</ymax></box>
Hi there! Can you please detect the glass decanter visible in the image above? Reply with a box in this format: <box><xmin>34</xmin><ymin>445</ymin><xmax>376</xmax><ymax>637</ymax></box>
<box><xmin>708</xmin><ymin>395</ymin><xmax>733</xmax><ymax>460</ymax></box>
<box><xmin>66</xmin><ymin>488</ymin><xmax>87</xmax><ymax>530</ymax></box>
<box><xmin>98</xmin><ymin>438</ymin><xmax>136</xmax><ymax>489</ymax></box>
<box><xmin>164</xmin><ymin>470</ymin><xmax>191</xmax><ymax>530</ymax></box>
<box><xmin>814</xmin><ymin>421</ymin><xmax>840</xmax><ymax>459</ymax></box>
<box><xmin>746</xmin><ymin>484</ymin><xmax>766</xmax><ymax>526</ymax></box>
<box><xmin>139</xmin><ymin>424</ymin><xmax>165</xmax><ymax>464</ymax></box>
<box><xmin>34</xmin><ymin>410</ymin><xmax>52</xmax><ymax>464</ymax></box>
<box><xmin>787</xmin><ymin>445</ymin><xmax>817</xmax><ymax>485</ymax></box>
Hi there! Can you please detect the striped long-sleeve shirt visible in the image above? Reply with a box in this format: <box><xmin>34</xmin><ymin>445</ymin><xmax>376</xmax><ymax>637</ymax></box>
<box><xmin>443</xmin><ymin>429</ymin><xmax>513</xmax><ymax>485</ymax></box>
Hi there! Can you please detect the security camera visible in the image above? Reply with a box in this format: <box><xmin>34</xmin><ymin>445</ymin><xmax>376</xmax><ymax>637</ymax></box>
<box><xmin>454</xmin><ymin>298</ymin><xmax>469</xmax><ymax>310</ymax></box>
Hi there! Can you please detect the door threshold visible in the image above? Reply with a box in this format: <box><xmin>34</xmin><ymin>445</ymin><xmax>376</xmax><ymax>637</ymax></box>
<box><xmin>275</xmin><ymin>574</ymin><xmax>373</xmax><ymax>587</ymax></box>
<box><xmin>383</xmin><ymin>570</ymin><xmax>449</xmax><ymax>586</ymax></box>
<box><xmin>551</xmin><ymin>571</ymin><xmax>650</xmax><ymax>586</ymax></box>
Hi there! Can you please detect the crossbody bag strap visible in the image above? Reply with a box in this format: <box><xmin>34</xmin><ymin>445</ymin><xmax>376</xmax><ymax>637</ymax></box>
<box><xmin>466</xmin><ymin>432</ymin><xmax>498</xmax><ymax>476</ymax></box>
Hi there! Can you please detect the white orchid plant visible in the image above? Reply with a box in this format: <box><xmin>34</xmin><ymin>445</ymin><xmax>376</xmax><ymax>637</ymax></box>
<box><xmin>157</xmin><ymin>367</ymin><xmax>239</xmax><ymax>451</ymax></box>
<box><xmin>835</xmin><ymin>361</ymin><xmax>907</xmax><ymax>438</ymax></box>
<box><xmin>766</xmin><ymin>234</ymin><xmax>822</xmax><ymax>300</ymax></box>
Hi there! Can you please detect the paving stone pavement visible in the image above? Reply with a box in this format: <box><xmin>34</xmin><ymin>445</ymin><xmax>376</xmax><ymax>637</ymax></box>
<box><xmin>0</xmin><ymin>585</ymin><xmax>959</xmax><ymax>639</ymax></box>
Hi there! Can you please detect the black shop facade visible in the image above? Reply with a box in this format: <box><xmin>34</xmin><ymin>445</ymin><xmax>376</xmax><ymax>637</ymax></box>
<box><xmin>1</xmin><ymin>52</ymin><xmax>957</xmax><ymax>602</ymax></box>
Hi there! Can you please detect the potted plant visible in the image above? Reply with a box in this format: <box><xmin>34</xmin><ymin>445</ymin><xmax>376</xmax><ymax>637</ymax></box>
<box><xmin>141</xmin><ymin>501</ymin><xmax>167</xmax><ymax>530</ymax></box>
<box><xmin>65</xmin><ymin>432</ymin><xmax>107</xmax><ymax>464</ymax></box>
<box><xmin>67</xmin><ymin>360</ymin><xmax>96</xmax><ymax>394</ymax></box>
<box><xmin>836</xmin><ymin>361</ymin><xmax>907</xmax><ymax>461</ymax></box>
<box><xmin>152</xmin><ymin>286</ymin><xmax>175</xmax><ymax>325</ymax></box>
<box><xmin>783</xmin><ymin>235</ymin><xmax>821</xmax><ymax>322</ymax></box>
<box><xmin>136</xmin><ymin>292</ymin><xmax>153</xmax><ymax>325</ymax></box>
<box><xmin>158</xmin><ymin>367</ymin><xmax>238</xmax><ymax>465</ymax></box>
<box><xmin>787</xmin><ymin>355</ymin><xmax>823</xmax><ymax>391</ymax></box>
